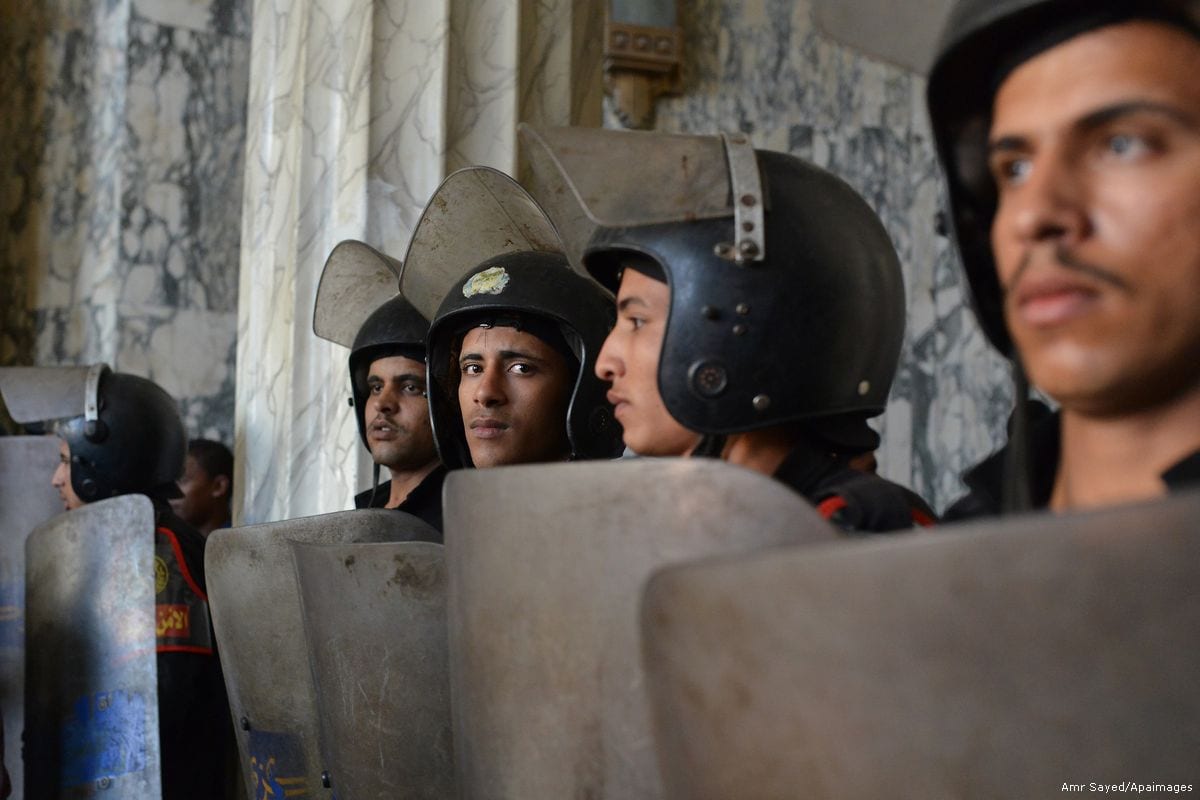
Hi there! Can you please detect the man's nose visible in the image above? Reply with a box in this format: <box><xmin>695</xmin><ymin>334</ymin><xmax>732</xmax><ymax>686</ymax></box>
<box><xmin>595</xmin><ymin>330</ymin><xmax>623</xmax><ymax>382</ymax></box>
<box><xmin>474</xmin><ymin>368</ymin><xmax>506</xmax><ymax>407</ymax></box>
<box><xmin>1002</xmin><ymin>154</ymin><xmax>1091</xmax><ymax>251</ymax></box>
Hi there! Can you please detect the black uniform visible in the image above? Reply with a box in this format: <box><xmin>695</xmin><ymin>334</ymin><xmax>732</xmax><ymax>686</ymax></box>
<box><xmin>353</xmin><ymin>466</ymin><xmax>447</xmax><ymax>537</ymax></box>
<box><xmin>772</xmin><ymin>440</ymin><xmax>937</xmax><ymax>532</ymax></box>
<box><xmin>153</xmin><ymin>504</ymin><xmax>234</xmax><ymax>800</ymax></box>
<box><xmin>945</xmin><ymin>412</ymin><xmax>1200</xmax><ymax>521</ymax></box>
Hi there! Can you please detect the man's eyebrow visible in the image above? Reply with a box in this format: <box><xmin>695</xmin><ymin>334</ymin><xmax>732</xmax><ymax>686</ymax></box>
<box><xmin>1075</xmin><ymin>100</ymin><xmax>1199</xmax><ymax>132</ymax></box>
<box><xmin>617</xmin><ymin>296</ymin><xmax>650</xmax><ymax>312</ymax></box>
<box><xmin>498</xmin><ymin>349</ymin><xmax>546</xmax><ymax>363</ymax></box>
<box><xmin>989</xmin><ymin>100</ymin><xmax>1200</xmax><ymax>156</ymax></box>
<box><xmin>459</xmin><ymin>352</ymin><xmax>483</xmax><ymax>364</ymax></box>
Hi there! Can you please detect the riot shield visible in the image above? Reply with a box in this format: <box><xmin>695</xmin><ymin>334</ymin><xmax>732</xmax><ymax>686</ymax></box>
<box><xmin>641</xmin><ymin>491</ymin><xmax>1200</xmax><ymax>799</ymax></box>
<box><xmin>810</xmin><ymin>0</ymin><xmax>955</xmax><ymax>74</ymax></box>
<box><xmin>444</xmin><ymin>458</ymin><xmax>835</xmax><ymax>799</ymax></box>
<box><xmin>291</xmin><ymin>540</ymin><xmax>453</xmax><ymax>799</ymax></box>
<box><xmin>25</xmin><ymin>494</ymin><xmax>161</xmax><ymax>799</ymax></box>
<box><xmin>398</xmin><ymin>166</ymin><xmax>564</xmax><ymax>319</ymax></box>
<box><xmin>312</xmin><ymin>239</ymin><xmax>403</xmax><ymax>348</ymax></box>
<box><xmin>206</xmin><ymin>509</ymin><xmax>440</xmax><ymax>800</ymax></box>
<box><xmin>0</xmin><ymin>436</ymin><xmax>63</xmax><ymax>798</ymax></box>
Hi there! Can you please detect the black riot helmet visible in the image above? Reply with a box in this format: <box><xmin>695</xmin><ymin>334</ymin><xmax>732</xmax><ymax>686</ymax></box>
<box><xmin>313</xmin><ymin>239</ymin><xmax>431</xmax><ymax>449</ymax></box>
<box><xmin>521</xmin><ymin>125</ymin><xmax>904</xmax><ymax>452</ymax></box>
<box><xmin>927</xmin><ymin>0</ymin><xmax>1200</xmax><ymax>355</ymax></box>
<box><xmin>0</xmin><ymin>364</ymin><xmax>186</xmax><ymax>503</ymax></box>
<box><xmin>347</xmin><ymin>295</ymin><xmax>429</xmax><ymax>448</ymax></box>
<box><xmin>425</xmin><ymin>250</ymin><xmax>621</xmax><ymax>469</ymax></box>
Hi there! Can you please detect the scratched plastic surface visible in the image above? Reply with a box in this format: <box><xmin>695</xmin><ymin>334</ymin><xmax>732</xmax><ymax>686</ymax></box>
<box><xmin>206</xmin><ymin>509</ymin><xmax>438</xmax><ymax>800</ymax></box>
<box><xmin>25</xmin><ymin>494</ymin><xmax>161</xmax><ymax>799</ymax></box>
<box><xmin>292</xmin><ymin>540</ymin><xmax>453</xmax><ymax>799</ymax></box>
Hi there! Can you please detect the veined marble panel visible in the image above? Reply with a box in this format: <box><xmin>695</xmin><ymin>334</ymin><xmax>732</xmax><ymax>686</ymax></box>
<box><xmin>133</xmin><ymin>0</ymin><xmax>251</xmax><ymax>38</ymax></box>
<box><xmin>639</xmin><ymin>0</ymin><xmax>1012</xmax><ymax>511</ymax></box>
<box><xmin>446</xmin><ymin>0</ymin><xmax>518</xmax><ymax>173</ymax></box>
<box><xmin>12</xmin><ymin>0</ymin><xmax>249</xmax><ymax>449</ymax></box>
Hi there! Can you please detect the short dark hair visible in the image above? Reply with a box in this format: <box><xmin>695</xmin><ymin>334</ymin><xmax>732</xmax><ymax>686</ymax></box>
<box><xmin>188</xmin><ymin>438</ymin><xmax>234</xmax><ymax>484</ymax></box>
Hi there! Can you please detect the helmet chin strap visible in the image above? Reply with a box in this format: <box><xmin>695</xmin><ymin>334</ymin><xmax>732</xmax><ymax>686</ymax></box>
<box><xmin>367</xmin><ymin>462</ymin><xmax>382</xmax><ymax>508</ymax></box>
<box><xmin>693</xmin><ymin>434</ymin><xmax>728</xmax><ymax>459</ymax></box>
<box><xmin>1001</xmin><ymin>360</ymin><xmax>1033</xmax><ymax>513</ymax></box>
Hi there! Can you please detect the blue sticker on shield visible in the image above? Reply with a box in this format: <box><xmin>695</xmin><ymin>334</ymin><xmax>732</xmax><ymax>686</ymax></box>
<box><xmin>248</xmin><ymin>729</ymin><xmax>311</xmax><ymax>799</ymax></box>
<box><xmin>60</xmin><ymin>689</ymin><xmax>149</xmax><ymax>787</ymax></box>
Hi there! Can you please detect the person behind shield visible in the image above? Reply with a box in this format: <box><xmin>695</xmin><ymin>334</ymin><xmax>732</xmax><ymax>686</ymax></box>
<box><xmin>926</xmin><ymin>0</ymin><xmax>1200</xmax><ymax>516</ymax></box>
<box><xmin>171</xmin><ymin>438</ymin><xmax>234</xmax><ymax>538</ymax></box>
<box><xmin>27</xmin><ymin>366</ymin><xmax>233</xmax><ymax>799</ymax></box>
<box><xmin>521</xmin><ymin>126</ymin><xmax>935</xmax><ymax>532</ymax></box>
<box><xmin>426</xmin><ymin>251</ymin><xmax>623</xmax><ymax>470</ymax></box>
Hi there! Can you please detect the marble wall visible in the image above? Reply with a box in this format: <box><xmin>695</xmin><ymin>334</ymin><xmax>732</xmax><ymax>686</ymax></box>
<box><xmin>643</xmin><ymin>0</ymin><xmax>1014</xmax><ymax>511</ymax></box>
<box><xmin>1</xmin><ymin>0</ymin><xmax>249</xmax><ymax>444</ymax></box>
<box><xmin>234</xmin><ymin>0</ymin><xmax>601</xmax><ymax>523</ymax></box>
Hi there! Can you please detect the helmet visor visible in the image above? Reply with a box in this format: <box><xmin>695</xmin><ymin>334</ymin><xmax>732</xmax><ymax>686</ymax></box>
<box><xmin>519</xmin><ymin>125</ymin><xmax>734</xmax><ymax>270</ymax></box>
<box><xmin>313</xmin><ymin>240</ymin><xmax>403</xmax><ymax>348</ymax></box>
<box><xmin>399</xmin><ymin>166</ymin><xmax>565</xmax><ymax>321</ymax></box>
<box><xmin>811</xmin><ymin>0</ymin><xmax>954</xmax><ymax>74</ymax></box>
<box><xmin>0</xmin><ymin>366</ymin><xmax>98</xmax><ymax>424</ymax></box>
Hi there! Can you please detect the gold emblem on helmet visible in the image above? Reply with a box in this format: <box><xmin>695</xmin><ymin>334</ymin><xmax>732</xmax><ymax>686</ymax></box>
<box><xmin>462</xmin><ymin>266</ymin><xmax>510</xmax><ymax>298</ymax></box>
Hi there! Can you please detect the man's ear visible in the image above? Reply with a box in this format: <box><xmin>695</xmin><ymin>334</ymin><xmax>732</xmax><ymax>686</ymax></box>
<box><xmin>211</xmin><ymin>474</ymin><xmax>231</xmax><ymax>499</ymax></box>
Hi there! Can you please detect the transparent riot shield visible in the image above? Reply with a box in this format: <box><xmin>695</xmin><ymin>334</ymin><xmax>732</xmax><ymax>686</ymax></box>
<box><xmin>291</xmin><ymin>540</ymin><xmax>453</xmax><ymax>799</ymax></box>
<box><xmin>25</xmin><ymin>494</ymin><xmax>161</xmax><ymax>799</ymax></box>
<box><xmin>810</xmin><ymin>0</ymin><xmax>955</xmax><ymax>74</ymax></box>
<box><xmin>312</xmin><ymin>239</ymin><xmax>403</xmax><ymax>348</ymax></box>
<box><xmin>206</xmin><ymin>509</ymin><xmax>440</xmax><ymax>800</ymax></box>
<box><xmin>0</xmin><ymin>436</ymin><xmax>63</xmax><ymax>798</ymax></box>
<box><xmin>642</xmin><ymin>491</ymin><xmax>1200</xmax><ymax>799</ymax></box>
<box><xmin>444</xmin><ymin>458</ymin><xmax>836</xmax><ymax>799</ymax></box>
<box><xmin>398</xmin><ymin>166</ymin><xmax>565</xmax><ymax>319</ymax></box>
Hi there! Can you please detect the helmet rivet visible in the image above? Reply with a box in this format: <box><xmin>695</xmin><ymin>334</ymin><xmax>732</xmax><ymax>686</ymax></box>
<box><xmin>735</xmin><ymin>303</ymin><xmax>750</xmax><ymax>315</ymax></box>
<box><xmin>732</xmin><ymin>323</ymin><xmax>748</xmax><ymax>336</ymax></box>
<box><xmin>752</xmin><ymin>394</ymin><xmax>771</xmax><ymax>412</ymax></box>
<box><xmin>858</xmin><ymin>380</ymin><xmax>871</xmax><ymax>396</ymax></box>
<box><xmin>738</xmin><ymin>240</ymin><xmax>759</xmax><ymax>259</ymax></box>
<box><xmin>688</xmin><ymin>360</ymin><xmax>729</xmax><ymax>399</ymax></box>
<box><xmin>701</xmin><ymin>305</ymin><xmax>720</xmax><ymax>320</ymax></box>
<box><xmin>741</xmin><ymin>221</ymin><xmax>755</xmax><ymax>232</ymax></box>
<box><xmin>713</xmin><ymin>242</ymin><xmax>735</xmax><ymax>259</ymax></box>
<box><xmin>740</xmin><ymin>193</ymin><xmax>757</xmax><ymax>207</ymax></box>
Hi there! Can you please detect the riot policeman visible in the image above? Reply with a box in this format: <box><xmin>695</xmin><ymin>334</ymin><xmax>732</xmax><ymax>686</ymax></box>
<box><xmin>398</xmin><ymin>167</ymin><xmax>623</xmax><ymax>469</ymax></box>
<box><xmin>0</xmin><ymin>365</ymin><xmax>232</xmax><ymax>798</ymax></box>
<box><xmin>521</xmin><ymin>126</ymin><xmax>934</xmax><ymax>532</ymax></box>
<box><xmin>925</xmin><ymin>0</ymin><xmax>1200</xmax><ymax>515</ymax></box>
<box><xmin>314</xmin><ymin>240</ymin><xmax>445</xmax><ymax>530</ymax></box>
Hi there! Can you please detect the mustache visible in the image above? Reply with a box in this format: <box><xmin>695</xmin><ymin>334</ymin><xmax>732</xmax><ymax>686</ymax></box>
<box><xmin>1006</xmin><ymin>245</ymin><xmax>1133</xmax><ymax>295</ymax></box>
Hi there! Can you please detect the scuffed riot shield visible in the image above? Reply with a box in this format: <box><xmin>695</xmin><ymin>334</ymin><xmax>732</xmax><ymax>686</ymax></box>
<box><xmin>810</xmin><ymin>0</ymin><xmax>955</xmax><ymax>74</ymax></box>
<box><xmin>313</xmin><ymin>239</ymin><xmax>403</xmax><ymax>347</ymax></box>
<box><xmin>25</xmin><ymin>494</ymin><xmax>161</xmax><ymax>799</ymax></box>
<box><xmin>292</xmin><ymin>540</ymin><xmax>453</xmax><ymax>799</ymax></box>
<box><xmin>398</xmin><ymin>166</ymin><xmax>564</xmax><ymax>319</ymax></box>
<box><xmin>0</xmin><ymin>436</ymin><xmax>63</xmax><ymax>798</ymax></box>
<box><xmin>207</xmin><ymin>509</ymin><xmax>440</xmax><ymax>800</ymax></box>
<box><xmin>444</xmin><ymin>459</ymin><xmax>836</xmax><ymax>799</ymax></box>
<box><xmin>642</xmin><ymin>491</ymin><xmax>1200</xmax><ymax>799</ymax></box>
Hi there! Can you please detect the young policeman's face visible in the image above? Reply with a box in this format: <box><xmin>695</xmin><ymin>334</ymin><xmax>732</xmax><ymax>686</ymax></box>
<box><xmin>363</xmin><ymin>355</ymin><xmax>438</xmax><ymax>472</ymax></box>
<box><xmin>456</xmin><ymin>326</ymin><xmax>572</xmax><ymax>468</ymax></box>
<box><xmin>51</xmin><ymin>437</ymin><xmax>85</xmax><ymax>511</ymax></box>
<box><xmin>988</xmin><ymin>21</ymin><xmax>1200</xmax><ymax>415</ymax></box>
<box><xmin>595</xmin><ymin>268</ymin><xmax>699</xmax><ymax>456</ymax></box>
<box><xmin>170</xmin><ymin>454</ymin><xmax>230</xmax><ymax>527</ymax></box>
